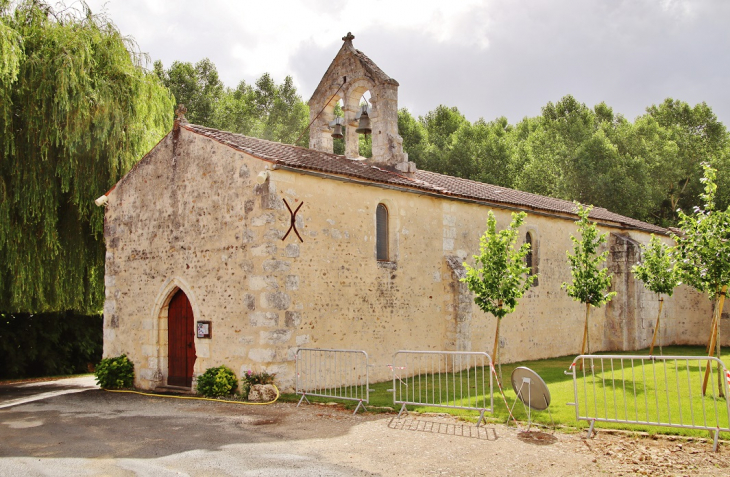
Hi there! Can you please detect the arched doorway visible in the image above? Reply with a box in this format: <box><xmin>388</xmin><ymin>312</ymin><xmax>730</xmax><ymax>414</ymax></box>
<box><xmin>167</xmin><ymin>289</ymin><xmax>196</xmax><ymax>387</ymax></box>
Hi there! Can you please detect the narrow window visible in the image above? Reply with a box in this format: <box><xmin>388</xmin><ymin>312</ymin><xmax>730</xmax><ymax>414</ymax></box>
<box><xmin>376</xmin><ymin>204</ymin><xmax>389</xmax><ymax>261</ymax></box>
<box><xmin>525</xmin><ymin>231</ymin><xmax>538</xmax><ymax>286</ymax></box>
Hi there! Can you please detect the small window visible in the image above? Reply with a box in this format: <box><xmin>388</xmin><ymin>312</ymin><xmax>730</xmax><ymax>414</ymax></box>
<box><xmin>525</xmin><ymin>231</ymin><xmax>538</xmax><ymax>286</ymax></box>
<box><xmin>376</xmin><ymin>204</ymin><xmax>389</xmax><ymax>261</ymax></box>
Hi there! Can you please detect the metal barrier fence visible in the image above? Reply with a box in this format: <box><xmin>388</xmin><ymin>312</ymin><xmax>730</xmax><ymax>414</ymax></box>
<box><xmin>392</xmin><ymin>350</ymin><xmax>494</xmax><ymax>426</ymax></box>
<box><xmin>295</xmin><ymin>348</ymin><xmax>369</xmax><ymax>414</ymax></box>
<box><xmin>566</xmin><ymin>355</ymin><xmax>730</xmax><ymax>451</ymax></box>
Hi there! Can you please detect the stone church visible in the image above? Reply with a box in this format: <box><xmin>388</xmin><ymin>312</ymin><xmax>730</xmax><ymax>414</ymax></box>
<box><xmin>100</xmin><ymin>33</ymin><xmax>722</xmax><ymax>391</ymax></box>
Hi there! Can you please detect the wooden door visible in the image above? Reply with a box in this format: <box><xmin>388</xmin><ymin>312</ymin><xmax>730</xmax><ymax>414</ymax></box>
<box><xmin>168</xmin><ymin>289</ymin><xmax>196</xmax><ymax>387</ymax></box>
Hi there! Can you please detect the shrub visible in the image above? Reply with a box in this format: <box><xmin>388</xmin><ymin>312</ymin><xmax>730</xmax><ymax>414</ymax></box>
<box><xmin>94</xmin><ymin>354</ymin><xmax>134</xmax><ymax>389</ymax></box>
<box><xmin>243</xmin><ymin>369</ymin><xmax>276</xmax><ymax>385</ymax></box>
<box><xmin>196</xmin><ymin>365</ymin><xmax>238</xmax><ymax>398</ymax></box>
<box><xmin>0</xmin><ymin>312</ymin><xmax>103</xmax><ymax>379</ymax></box>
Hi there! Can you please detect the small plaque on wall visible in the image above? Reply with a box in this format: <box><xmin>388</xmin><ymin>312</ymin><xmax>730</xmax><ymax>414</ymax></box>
<box><xmin>196</xmin><ymin>321</ymin><xmax>211</xmax><ymax>339</ymax></box>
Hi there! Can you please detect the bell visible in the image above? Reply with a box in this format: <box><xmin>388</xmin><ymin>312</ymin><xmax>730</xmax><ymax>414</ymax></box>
<box><xmin>331</xmin><ymin>123</ymin><xmax>343</xmax><ymax>139</ymax></box>
<box><xmin>355</xmin><ymin>107</ymin><xmax>372</xmax><ymax>135</ymax></box>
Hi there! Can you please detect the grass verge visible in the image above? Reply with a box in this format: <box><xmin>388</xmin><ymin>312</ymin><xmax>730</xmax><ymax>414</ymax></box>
<box><xmin>283</xmin><ymin>346</ymin><xmax>730</xmax><ymax>439</ymax></box>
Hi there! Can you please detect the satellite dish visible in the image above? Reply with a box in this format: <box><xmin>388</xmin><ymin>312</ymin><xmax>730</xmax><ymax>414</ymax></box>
<box><xmin>511</xmin><ymin>367</ymin><xmax>551</xmax><ymax>411</ymax></box>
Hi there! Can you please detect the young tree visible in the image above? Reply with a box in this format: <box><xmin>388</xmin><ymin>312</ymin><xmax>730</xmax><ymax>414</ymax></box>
<box><xmin>632</xmin><ymin>235</ymin><xmax>680</xmax><ymax>354</ymax></box>
<box><xmin>462</xmin><ymin>211</ymin><xmax>536</xmax><ymax>373</ymax></box>
<box><xmin>0</xmin><ymin>0</ymin><xmax>174</xmax><ymax>314</ymax></box>
<box><xmin>673</xmin><ymin>163</ymin><xmax>730</xmax><ymax>395</ymax></box>
<box><xmin>563</xmin><ymin>204</ymin><xmax>616</xmax><ymax>356</ymax></box>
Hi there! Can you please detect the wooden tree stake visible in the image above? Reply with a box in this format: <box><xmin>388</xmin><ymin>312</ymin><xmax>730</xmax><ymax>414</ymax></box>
<box><xmin>578</xmin><ymin>303</ymin><xmax>591</xmax><ymax>371</ymax></box>
<box><xmin>649</xmin><ymin>296</ymin><xmax>664</xmax><ymax>355</ymax></box>
<box><xmin>702</xmin><ymin>286</ymin><xmax>727</xmax><ymax>396</ymax></box>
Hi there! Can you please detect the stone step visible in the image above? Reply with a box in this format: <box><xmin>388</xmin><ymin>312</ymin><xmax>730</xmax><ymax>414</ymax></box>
<box><xmin>153</xmin><ymin>385</ymin><xmax>194</xmax><ymax>395</ymax></box>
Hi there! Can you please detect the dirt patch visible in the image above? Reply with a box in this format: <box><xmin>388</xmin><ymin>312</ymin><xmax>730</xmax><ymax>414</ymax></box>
<box><xmin>579</xmin><ymin>433</ymin><xmax>730</xmax><ymax>476</ymax></box>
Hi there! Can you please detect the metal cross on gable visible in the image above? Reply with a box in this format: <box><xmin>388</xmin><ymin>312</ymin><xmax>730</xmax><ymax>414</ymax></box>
<box><xmin>282</xmin><ymin>199</ymin><xmax>304</xmax><ymax>243</ymax></box>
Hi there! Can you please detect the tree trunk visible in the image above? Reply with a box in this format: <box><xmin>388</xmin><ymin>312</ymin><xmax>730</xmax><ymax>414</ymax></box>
<box><xmin>715</xmin><ymin>287</ymin><xmax>727</xmax><ymax>397</ymax></box>
<box><xmin>702</xmin><ymin>286</ymin><xmax>727</xmax><ymax>396</ymax></box>
<box><xmin>649</xmin><ymin>295</ymin><xmax>664</xmax><ymax>355</ymax></box>
<box><xmin>493</xmin><ymin>317</ymin><xmax>501</xmax><ymax>364</ymax></box>
<box><xmin>580</xmin><ymin>303</ymin><xmax>591</xmax><ymax>354</ymax></box>
<box><xmin>578</xmin><ymin>303</ymin><xmax>591</xmax><ymax>371</ymax></box>
<box><xmin>493</xmin><ymin>302</ymin><xmax>503</xmax><ymax>383</ymax></box>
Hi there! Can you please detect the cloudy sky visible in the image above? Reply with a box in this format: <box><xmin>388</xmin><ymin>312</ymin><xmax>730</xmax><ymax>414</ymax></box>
<box><xmin>84</xmin><ymin>0</ymin><xmax>729</xmax><ymax>125</ymax></box>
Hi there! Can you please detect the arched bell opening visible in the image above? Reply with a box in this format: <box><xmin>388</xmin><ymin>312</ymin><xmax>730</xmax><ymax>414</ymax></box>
<box><xmin>310</xmin><ymin>90</ymin><xmax>343</xmax><ymax>155</ymax></box>
<box><xmin>332</xmin><ymin>98</ymin><xmax>346</xmax><ymax>155</ymax></box>
<box><xmin>343</xmin><ymin>83</ymin><xmax>374</xmax><ymax>159</ymax></box>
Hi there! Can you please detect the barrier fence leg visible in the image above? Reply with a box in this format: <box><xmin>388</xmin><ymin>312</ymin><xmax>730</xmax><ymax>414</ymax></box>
<box><xmin>397</xmin><ymin>403</ymin><xmax>408</xmax><ymax>419</ymax></box>
<box><xmin>297</xmin><ymin>394</ymin><xmax>310</xmax><ymax>407</ymax></box>
<box><xmin>477</xmin><ymin>410</ymin><xmax>485</xmax><ymax>428</ymax></box>
<box><xmin>585</xmin><ymin>420</ymin><xmax>595</xmax><ymax>439</ymax></box>
<box><xmin>713</xmin><ymin>429</ymin><xmax>719</xmax><ymax>453</ymax></box>
<box><xmin>353</xmin><ymin>400</ymin><xmax>367</xmax><ymax>415</ymax></box>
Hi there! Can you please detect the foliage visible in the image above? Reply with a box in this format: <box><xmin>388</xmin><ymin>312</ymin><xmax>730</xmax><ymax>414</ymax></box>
<box><xmin>673</xmin><ymin>163</ymin><xmax>730</xmax><ymax>299</ymax></box>
<box><xmin>0</xmin><ymin>4</ymin><xmax>23</xmax><ymax>87</ymax></box>
<box><xmin>562</xmin><ymin>204</ymin><xmax>616</xmax><ymax>307</ymax></box>
<box><xmin>243</xmin><ymin>369</ymin><xmax>276</xmax><ymax>385</ymax></box>
<box><xmin>157</xmin><ymin>59</ymin><xmax>310</xmax><ymax>146</ymax></box>
<box><xmin>154</xmin><ymin>58</ymin><xmax>223</xmax><ymax>126</ymax></box>
<box><xmin>94</xmin><ymin>354</ymin><xmax>134</xmax><ymax>389</ymax></box>
<box><xmin>398</xmin><ymin>95</ymin><xmax>729</xmax><ymax>227</ymax></box>
<box><xmin>196</xmin><ymin>365</ymin><xmax>238</xmax><ymax>398</ymax></box>
<box><xmin>646</xmin><ymin>99</ymin><xmax>729</xmax><ymax>220</ymax></box>
<box><xmin>462</xmin><ymin>211</ymin><xmax>536</xmax><ymax>319</ymax></box>
<box><xmin>0</xmin><ymin>1</ymin><xmax>174</xmax><ymax>314</ymax></box>
<box><xmin>632</xmin><ymin>235</ymin><xmax>681</xmax><ymax>296</ymax></box>
<box><xmin>0</xmin><ymin>312</ymin><xmax>102</xmax><ymax>379</ymax></box>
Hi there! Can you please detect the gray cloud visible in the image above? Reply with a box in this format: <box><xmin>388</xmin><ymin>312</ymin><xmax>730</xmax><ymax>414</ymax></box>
<box><xmin>87</xmin><ymin>0</ymin><xmax>730</xmax><ymax>126</ymax></box>
<box><xmin>292</xmin><ymin>0</ymin><xmax>730</xmax><ymax>124</ymax></box>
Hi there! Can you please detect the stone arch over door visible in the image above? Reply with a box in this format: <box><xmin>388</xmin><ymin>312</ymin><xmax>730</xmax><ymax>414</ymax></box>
<box><xmin>167</xmin><ymin>289</ymin><xmax>196</xmax><ymax>387</ymax></box>
<box><xmin>152</xmin><ymin>278</ymin><xmax>199</xmax><ymax>387</ymax></box>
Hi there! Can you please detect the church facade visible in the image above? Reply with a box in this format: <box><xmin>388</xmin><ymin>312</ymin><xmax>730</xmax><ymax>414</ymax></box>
<box><xmin>100</xmin><ymin>34</ymin><xmax>723</xmax><ymax>391</ymax></box>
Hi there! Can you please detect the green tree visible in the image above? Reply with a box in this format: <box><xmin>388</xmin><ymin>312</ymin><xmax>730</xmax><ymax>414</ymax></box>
<box><xmin>0</xmin><ymin>0</ymin><xmax>174</xmax><ymax>314</ymax></box>
<box><xmin>462</xmin><ymin>212</ymin><xmax>536</xmax><ymax>372</ymax></box>
<box><xmin>155</xmin><ymin>58</ymin><xmax>224</xmax><ymax>126</ymax></box>
<box><xmin>416</xmin><ymin>105</ymin><xmax>468</xmax><ymax>174</ymax></box>
<box><xmin>209</xmin><ymin>72</ymin><xmax>309</xmax><ymax>146</ymax></box>
<box><xmin>673</xmin><ymin>163</ymin><xmax>730</xmax><ymax>395</ymax></box>
<box><xmin>644</xmin><ymin>99</ymin><xmax>729</xmax><ymax>222</ymax></box>
<box><xmin>632</xmin><ymin>235</ymin><xmax>680</xmax><ymax>354</ymax></box>
<box><xmin>563</xmin><ymin>204</ymin><xmax>616</xmax><ymax>356</ymax></box>
<box><xmin>397</xmin><ymin>108</ymin><xmax>428</xmax><ymax>165</ymax></box>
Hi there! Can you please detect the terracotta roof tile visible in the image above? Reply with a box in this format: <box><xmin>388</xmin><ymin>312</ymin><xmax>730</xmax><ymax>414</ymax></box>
<box><xmin>184</xmin><ymin>124</ymin><xmax>667</xmax><ymax>235</ymax></box>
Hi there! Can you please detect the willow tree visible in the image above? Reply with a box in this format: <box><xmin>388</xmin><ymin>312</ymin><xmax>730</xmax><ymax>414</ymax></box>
<box><xmin>563</xmin><ymin>204</ymin><xmax>616</xmax><ymax>357</ymax></box>
<box><xmin>462</xmin><ymin>211</ymin><xmax>536</xmax><ymax>377</ymax></box>
<box><xmin>0</xmin><ymin>1</ymin><xmax>174</xmax><ymax>314</ymax></box>
<box><xmin>632</xmin><ymin>235</ymin><xmax>680</xmax><ymax>355</ymax></box>
<box><xmin>673</xmin><ymin>164</ymin><xmax>730</xmax><ymax>395</ymax></box>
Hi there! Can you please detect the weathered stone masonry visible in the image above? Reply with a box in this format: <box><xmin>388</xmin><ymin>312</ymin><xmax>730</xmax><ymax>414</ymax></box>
<box><xmin>101</xmin><ymin>34</ymin><xmax>729</xmax><ymax>392</ymax></box>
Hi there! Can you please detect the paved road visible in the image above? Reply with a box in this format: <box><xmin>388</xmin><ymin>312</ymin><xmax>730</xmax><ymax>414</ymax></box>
<box><xmin>0</xmin><ymin>377</ymin><xmax>602</xmax><ymax>476</ymax></box>
<box><xmin>0</xmin><ymin>376</ymin><xmax>99</xmax><ymax>410</ymax></box>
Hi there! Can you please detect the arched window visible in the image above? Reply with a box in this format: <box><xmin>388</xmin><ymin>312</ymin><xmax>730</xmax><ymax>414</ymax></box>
<box><xmin>376</xmin><ymin>204</ymin><xmax>389</xmax><ymax>261</ymax></box>
<box><xmin>525</xmin><ymin>231</ymin><xmax>538</xmax><ymax>286</ymax></box>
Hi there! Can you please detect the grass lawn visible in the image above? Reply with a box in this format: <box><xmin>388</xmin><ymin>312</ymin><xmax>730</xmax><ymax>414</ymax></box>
<box><xmin>282</xmin><ymin>345</ymin><xmax>730</xmax><ymax>439</ymax></box>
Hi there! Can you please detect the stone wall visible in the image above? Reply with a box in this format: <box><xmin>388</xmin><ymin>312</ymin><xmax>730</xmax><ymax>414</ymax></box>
<box><xmin>103</xmin><ymin>128</ymin><xmax>725</xmax><ymax>391</ymax></box>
